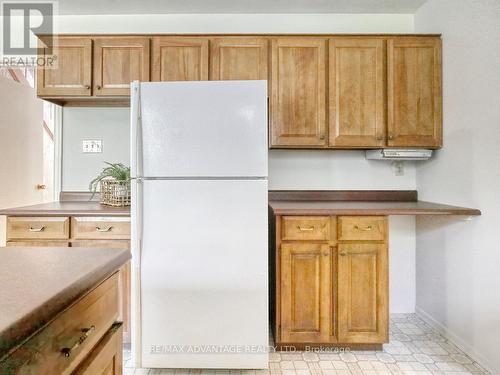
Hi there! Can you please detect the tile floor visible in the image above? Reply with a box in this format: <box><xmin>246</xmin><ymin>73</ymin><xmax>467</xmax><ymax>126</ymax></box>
<box><xmin>123</xmin><ymin>314</ymin><xmax>489</xmax><ymax>375</ymax></box>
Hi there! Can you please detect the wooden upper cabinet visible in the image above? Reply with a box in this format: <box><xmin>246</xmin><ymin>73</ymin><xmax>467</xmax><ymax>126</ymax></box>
<box><xmin>337</xmin><ymin>243</ymin><xmax>388</xmax><ymax>343</ymax></box>
<box><xmin>270</xmin><ymin>38</ymin><xmax>327</xmax><ymax>148</ymax></box>
<box><xmin>329</xmin><ymin>38</ymin><xmax>385</xmax><ymax>148</ymax></box>
<box><xmin>280</xmin><ymin>243</ymin><xmax>331</xmax><ymax>343</ymax></box>
<box><xmin>387</xmin><ymin>37</ymin><xmax>442</xmax><ymax>148</ymax></box>
<box><xmin>151</xmin><ymin>37</ymin><xmax>209</xmax><ymax>81</ymax></box>
<box><xmin>93</xmin><ymin>37</ymin><xmax>150</xmax><ymax>96</ymax></box>
<box><xmin>210</xmin><ymin>38</ymin><xmax>268</xmax><ymax>80</ymax></box>
<box><xmin>37</xmin><ymin>37</ymin><xmax>92</xmax><ymax>96</ymax></box>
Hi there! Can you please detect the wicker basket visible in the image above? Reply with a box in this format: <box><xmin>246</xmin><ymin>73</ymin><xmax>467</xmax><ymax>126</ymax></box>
<box><xmin>99</xmin><ymin>179</ymin><xmax>131</xmax><ymax>207</ymax></box>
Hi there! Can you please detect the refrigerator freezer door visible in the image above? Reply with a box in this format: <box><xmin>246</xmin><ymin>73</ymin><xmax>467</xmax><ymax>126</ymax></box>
<box><xmin>139</xmin><ymin>81</ymin><xmax>268</xmax><ymax>178</ymax></box>
<box><xmin>140</xmin><ymin>179</ymin><xmax>268</xmax><ymax>369</ymax></box>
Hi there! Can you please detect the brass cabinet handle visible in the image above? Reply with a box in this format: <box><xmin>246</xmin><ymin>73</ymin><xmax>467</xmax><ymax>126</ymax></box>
<box><xmin>29</xmin><ymin>226</ymin><xmax>45</xmax><ymax>232</ymax></box>
<box><xmin>96</xmin><ymin>85</ymin><xmax>101</xmax><ymax>90</ymax></box>
<box><xmin>319</xmin><ymin>134</ymin><xmax>325</xmax><ymax>140</ymax></box>
<box><xmin>339</xmin><ymin>252</ymin><xmax>347</xmax><ymax>256</ymax></box>
<box><xmin>354</xmin><ymin>225</ymin><xmax>372</xmax><ymax>231</ymax></box>
<box><xmin>84</xmin><ymin>85</ymin><xmax>91</xmax><ymax>90</ymax></box>
<box><xmin>297</xmin><ymin>225</ymin><xmax>314</xmax><ymax>232</ymax></box>
<box><xmin>61</xmin><ymin>325</ymin><xmax>95</xmax><ymax>358</ymax></box>
<box><xmin>388</xmin><ymin>134</ymin><xmax>394</xmax><ymax>140</ymax></box>
<box><xmin>96</xmin><ymin>226</ymin><xmax>113</xmax><ymax>232</ymax></box>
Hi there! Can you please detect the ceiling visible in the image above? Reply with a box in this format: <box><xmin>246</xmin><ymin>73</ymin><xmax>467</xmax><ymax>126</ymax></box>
<box><xmin>57</xmin><ymin>0</ymin><xmax>428</xmax><ymax>15</ymax></box>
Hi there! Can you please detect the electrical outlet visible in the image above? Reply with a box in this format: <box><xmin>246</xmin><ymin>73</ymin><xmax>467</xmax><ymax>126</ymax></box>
<box><xmin>391</xmin><ymin>161</ymin><xmax>405</xmax><ymax>176</ymax></box>
<box><xmin>82</xmin><ymin>139</ymin><xmax>102</xmax><ymax>153</ymax></box>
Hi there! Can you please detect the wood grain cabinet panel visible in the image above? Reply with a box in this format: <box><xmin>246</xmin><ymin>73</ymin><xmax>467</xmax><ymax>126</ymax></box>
<box><xmin>337</xmin><ymin>243</ymin><xmax>388</xmax><ymax>343</ymax></box>
<box><xmin>387</xmin><ymin>37</ymin><xmax>442</xmax><ymax>148</ymax></box>
<box><xmin>71</xmin><ymin>217</ymin><xmax>131</xmax><ymax>240</ymax></box>
<box><xmin>338</xmin><ymin>216</ymin><xmax>386</xmax><ymax>241</ymax></box>
<box><xmin>37</xmin><ymin>37</ymin><xmax>92</xmax><ymax>96</ymax></box>
<box><xmin>71</xmin><ymin>240</ymin><xmax>131</xmax><ymax>345</ymax></box>
<box><xmin>94</xmin><ymin>37</ymin><xmax>150</xmax><ymax>96</ymax></box>
<box><xmin>270</xmin><ymin>38</ymin><xmax>327</xmax><ymax>147</ymax></box>
<box><xmin>280</xmin><ymin>243</ymin><xmax>331</xmax><ymax>343</ymax></box>
<box><xmin>7</xmin><ymin>217</ymin><xmax>70</xmax><ymax>240</ymax></box>
<box><xmin>74</xmin><ymin>323</ymin><xmax>123</xmax><ymax>375</ymax></box>
<box><xmin>329</xmin><ymin>38</ymin><xmax>385</xmax><ymax>148</ymax></box>
<box><xmin>152</xmin><ymin>37</ymin><xmax>209</xmax><ymax>81</ymax></box>
<box><xmin>210</xmin><ymin>38</ymin><xmax>268</xmax><ymax>81</ymax></box>
<box><xmin>282</xmin><ymin>216</ymin><xmax>330</xmax><ymax>241</ymax></box>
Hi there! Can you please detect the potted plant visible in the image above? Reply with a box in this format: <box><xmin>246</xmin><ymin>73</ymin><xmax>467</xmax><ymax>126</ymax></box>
<box><xmin>89</xmin><ymin>162</ymin><xmax>131</xmax><ymax>206</ymax></box>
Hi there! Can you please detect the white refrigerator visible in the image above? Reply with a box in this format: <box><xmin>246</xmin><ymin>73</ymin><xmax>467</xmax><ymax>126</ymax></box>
<box><xmin>130</xmin><ymin>81</ymin><xmax>269</xmax><ymax>369</ymax></box>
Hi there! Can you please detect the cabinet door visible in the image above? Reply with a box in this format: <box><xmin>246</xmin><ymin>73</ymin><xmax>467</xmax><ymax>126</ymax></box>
<box><xmin>151</xmin><ymin>37</ymin><xmax>209</xmax><ymax>81</ymax></box>
<box><xmin>210</xmin><ymin>38</ymin><xmax>268</xmax><ymax>80</ymax></box>
<box><xmin>387</xmin><ymin>37</ymin><xmax>442</xmax><ymax>148</ymax></box>
<box><xmin>270</xmin><ymin>38</ymin><xmax>327</xmax><ymax>147</ymax></box>
<box><xmin>94</xmin><ymin>37</ymin><xmax>150</xmax><ymax>96</ymax></box>
<box><xmin>73</xmin><ymin>323</ymin><xmax>123</xmax><ymax>375</ymax></box>
<box><xmin>72</xmin><ymin>240</ymin><xmax>131</xmax><ymax>344</ymax></box>
<box><xmin>337</xmin><ymin>243</ymin><xmax>388</xmax><ymax>343</ymax></box>
<box><xmin>280</xmin><ymin>243</ymin><xmax>331</xmax><ymax>343</ymax></box>
<box><xmin>37</xmin><ymin>37</ymin><xmax>92</xmax><ymax>96</ymax></box>
<box><xmin>329</xmin><ymin>38</ymin><xmax>385</xmax><ymax>148</ymax></box>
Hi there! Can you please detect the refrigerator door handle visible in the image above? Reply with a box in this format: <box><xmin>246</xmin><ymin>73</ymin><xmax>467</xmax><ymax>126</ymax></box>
<box><xmin>130</xmin><ymin>80</ymin><xmax>143</xmax><ymax>367</ymax></box>
<box><xmin>131</xmin><ymin>81</ymin><xmax>143</xmax><ymax>179</ymax></box>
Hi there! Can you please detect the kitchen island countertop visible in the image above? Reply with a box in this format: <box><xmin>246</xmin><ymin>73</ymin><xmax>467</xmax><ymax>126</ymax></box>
<box><xmin>0</xmin><ymin>247</ymin><xmax>130</xmax><ymax>360</ymax></box>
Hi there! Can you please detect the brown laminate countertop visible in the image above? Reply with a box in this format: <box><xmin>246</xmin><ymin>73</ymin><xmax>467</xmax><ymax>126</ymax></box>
<box><xmin>269</xmin><ymin>200</ymin><xmax>481</xmax><ymax>216</ymax></box>
<box><xmin>0</xmin><ymin>201</ymin><xmax>130</xmax><ymax>217</ymax></box>
<box><xmin>0</xmin><ymin>247</ymin><xmax>131</xmax><ymax>360</ymax></box>
<box><xmin>268</xmin><ymin>190</ymin><xmax>481</xmax><ymax>216</ymax></box>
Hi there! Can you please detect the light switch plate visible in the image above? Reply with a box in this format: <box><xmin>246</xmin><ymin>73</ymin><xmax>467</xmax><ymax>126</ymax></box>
<box><xmin>82</xmin><ymin>139</ymin><xmax>102</xmax><ymax>153</ymax></box>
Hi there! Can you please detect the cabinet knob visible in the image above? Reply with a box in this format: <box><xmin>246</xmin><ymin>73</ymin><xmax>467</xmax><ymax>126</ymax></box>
<box><xmin>96</xmin><ymin>85</ymin><xmax>101</xmax><ymax>90</ymax></box>
<box><xmin>339</xmin><ymin>252</ymin><xmax>347</xmax><ymax>256</ymax></box>
<box><xmin>319</xmin><ymin>134</ymin><xmax>325</xmax><ymax>140</ymax></box>
<box><xmin>322</xmin><ymin>252</ymin><xmax>329</xmax><ymax>256</ymax></box>
<box><xmin>84</xmin><ymin>85</ymin><xmax>91</xmax><ymax>90</ymax></box>
<box><xmin>388</xmin><ymin>134</ymin><xmax>394</xmax><ymax>140</ymax></box>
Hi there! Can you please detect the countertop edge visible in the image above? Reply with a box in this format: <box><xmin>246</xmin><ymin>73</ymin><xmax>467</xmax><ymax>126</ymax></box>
<box><xmin>0</xmin><ymin>249</ymin><xmax>131</xmax><ymax>361</ymax></box>
<box><xmin>269</xmin><ymin>200</ymin><xmax>482</xmax><ymax>216</ymax></box>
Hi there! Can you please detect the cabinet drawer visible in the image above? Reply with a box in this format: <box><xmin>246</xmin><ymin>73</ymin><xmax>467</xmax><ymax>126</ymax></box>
<box><xmin>282</xmin><ymin>216</ymin><xmax>330</xmax><ymax>241</ymax></box>
<box><xmin>338</xmin><ymin>216</ymin><xmax>386</xmax><ymax>241</ymax></box>
<box><xmin>74</xmin><ymin>322</ymin><xmax>123</xmax><ymax>375</ymax></box>
<box><xmin>72</xmin><ymin>217</ymin><xmax>131</xmax><ymax>240</ymax></box>
<box><xmin>1</xmin><ymin>273</ymin><xmax>119</xmax><ymax>374</ymax></box>
<box><xmin>7</xmin><ymin>217</ymin><xmax>70</xmax><ymax>240</ymax></box>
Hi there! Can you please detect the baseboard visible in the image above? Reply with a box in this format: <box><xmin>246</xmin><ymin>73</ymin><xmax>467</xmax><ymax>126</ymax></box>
<box><xmin>415</xmin><ymin>307</ymin><xmax>494</xmax><ymax>374</ymax></box>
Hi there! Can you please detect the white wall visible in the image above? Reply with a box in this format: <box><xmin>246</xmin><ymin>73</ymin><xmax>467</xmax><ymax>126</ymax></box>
<box><xmin>62</xmin><ymin>107</ymin><xmax>130</xmax><ymax>191</ymax></box>
<box><xmin>0</xmin><ymin>77</ymin><xmax>44</xmax><ymax>245</ymax></box>
<box><xmin>55</xmin><ymin>13</ymin><xmax>414</xmax><ymax>34</ymax></box>
<box><xmin>414</xmin><ymin>1</ymin><xmax>500</xmax><ymax>373</ymax></box>
<box><xmin>57</xmin><ymin>12</ymin><xmax>417</xmax><ymax>313</ymax></box>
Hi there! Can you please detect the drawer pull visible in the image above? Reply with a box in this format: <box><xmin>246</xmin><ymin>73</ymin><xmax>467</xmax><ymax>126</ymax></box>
<box><xmin>297</xmin><ymin>225</ymin><xmax>315</xmax><ymax>232</ymax></box>
<box><xmin>61</xmin><ymin>325</ymin><xmax>95</xmax><ymax>358</ymax></box>
<box><xmin>29</xmin><ymin>226</ymin><xmax>45</xmax><ymax>232</ymax></box>
<box><xmin>96</xmin><ymin>226</ymin><xmax>113</xmax><ymax>232</ymax></box>
<box><xmin>354</xmin><ymin>225</ymin><xmax>372</xmax><ymax>231</ymax></box>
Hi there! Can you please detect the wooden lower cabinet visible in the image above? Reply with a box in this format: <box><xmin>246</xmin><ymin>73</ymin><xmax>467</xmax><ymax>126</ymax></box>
<box><xmin>338</xmin><ymin>243</ymin><xmax>388</xmax><ymax>343</ymax></box>
<box><xmin>280</xmin><ymin>243</ymin><xmax>332</xmax><ymax>343</ymax></box>
<box><xmin>74</xmin><ymin>323</ymin><xmax>123</xmax><ymax>375</ymax></box>
<box><xmin>274</xmin><ymin>215</ymin><xmax>388</xmax><ymax>347</ymax></box>
<box><xmin>72</xmin><ymin>240</ymin><xmax>131</xmax><ymax>344</ymax></box>
<box><xmin>5</xmin><ymin>216</ymin><xmax>131</xmax><ymax>345</ymax></box>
